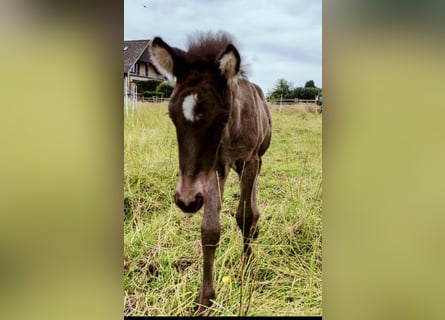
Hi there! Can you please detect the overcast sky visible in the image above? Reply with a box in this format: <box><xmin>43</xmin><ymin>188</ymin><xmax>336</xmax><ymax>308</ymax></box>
<box><xmin>124</xmin><ymin>0</ymin><xmax>322</xmax><ymax>93</ymax></box>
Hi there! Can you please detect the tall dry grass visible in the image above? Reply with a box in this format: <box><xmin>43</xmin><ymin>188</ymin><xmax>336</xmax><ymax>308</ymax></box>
<box><xmin>124</xmin><ymin>102</ymin><xmax>322</xmax><ymax>316</ymax></box>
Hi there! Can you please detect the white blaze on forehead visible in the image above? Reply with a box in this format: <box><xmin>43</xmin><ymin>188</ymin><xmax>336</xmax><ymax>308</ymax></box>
<box><xmin>182</xmin><ymin>93</ymin><xmax>199</xmax><ymax>122</ymax></box>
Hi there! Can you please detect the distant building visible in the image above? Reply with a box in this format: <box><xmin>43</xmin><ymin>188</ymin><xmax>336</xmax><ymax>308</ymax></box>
<box><xmin>124</xmin><ymin>40</ymin><xmax>165</xmax><ymax>97</ymax></box>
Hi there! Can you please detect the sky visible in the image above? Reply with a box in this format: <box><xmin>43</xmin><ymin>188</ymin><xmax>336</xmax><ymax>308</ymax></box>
<box><xmin>124</xmin><ymin>0</ymin><xmax>322</xmax><ymax>94</ymax></box>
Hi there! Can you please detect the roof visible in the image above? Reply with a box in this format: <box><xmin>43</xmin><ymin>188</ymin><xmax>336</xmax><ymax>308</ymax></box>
<box><xmin>124</xmin><ymin>40</ymin><xmax>152</xmax><ymax>74</ymax></box>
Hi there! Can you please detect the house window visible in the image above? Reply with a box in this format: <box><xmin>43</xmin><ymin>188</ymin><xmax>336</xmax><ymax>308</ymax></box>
<box><xmin>130</xmin><ymin>63</ymin><xmax>140</xmax><ymax>75</ymax></box>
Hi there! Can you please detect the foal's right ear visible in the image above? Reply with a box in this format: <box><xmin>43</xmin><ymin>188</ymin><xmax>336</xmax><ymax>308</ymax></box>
<box><xmin>149</xmin><ymin>37</ymin><xmax>185</xmax><ymax>80</ymax></box>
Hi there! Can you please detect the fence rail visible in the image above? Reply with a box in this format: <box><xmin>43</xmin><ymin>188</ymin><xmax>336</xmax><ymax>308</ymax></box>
<box><xmin>267</xmin><ymin>98</ymin><xmax>322</xmax><ymax>113</ymax></box>
<box><xmin>125</xmin><ymin>94</ymin><xmax>170</xmax><ymax>103</ymax></box>
<box><xmin>141</xmin><ymin>96</ymin><xmax>170</xmax><ymax>103</ymax></box>
<box><xmin>268</xmin><ymin>98</ymin><xmax>318</xmax><ymax>105</ymax></box>
<box><xmin>125</xmin><ymin>96</ymin><xmax>322</xmax><ymax>116</ymax></box>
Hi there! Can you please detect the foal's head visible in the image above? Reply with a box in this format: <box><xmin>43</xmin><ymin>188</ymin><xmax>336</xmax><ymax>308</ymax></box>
<box><xmin>149</xmin><ymin>32</ymin><xmax>242</xmax><ymax>213</ymax></box>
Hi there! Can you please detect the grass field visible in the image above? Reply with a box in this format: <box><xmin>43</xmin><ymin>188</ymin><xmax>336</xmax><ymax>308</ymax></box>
<box><xmin>124</xmin><ymin>102</ymin><xmax>322</xmax><ymax>316</ymax></box>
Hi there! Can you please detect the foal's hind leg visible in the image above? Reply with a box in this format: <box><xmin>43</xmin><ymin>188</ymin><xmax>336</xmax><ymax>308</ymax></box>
<box><xmin>235</xmin><ymin>157</ymin><xmax>261</xmax><ymax>258</ymax></box>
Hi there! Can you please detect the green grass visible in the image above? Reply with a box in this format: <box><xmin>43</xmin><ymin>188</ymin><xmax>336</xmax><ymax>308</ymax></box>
<box><xmin>124</xmin><ymin>102</ymin><xmax>322</xmax><ymax>316</ymax></box>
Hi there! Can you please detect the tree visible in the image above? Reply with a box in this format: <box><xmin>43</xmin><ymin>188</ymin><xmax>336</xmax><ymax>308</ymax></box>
<box><xmin>304</xmin><ymin>80</ymin><xmax>316</xmax><ymax>88</ymax></box>
<box><xmin>267</xmin><ymin>78</ymin><xmax>294</xmax><ymax>101</ymax></box>
<box><xmin>292</xmin><ymin>87</ymin><xmax>303</xmax><ymax>99</ymax></box>
<box><xmin>267</xmin><ymin>78</ymin><xmax>321</xmax><ymax>102</ymax></box>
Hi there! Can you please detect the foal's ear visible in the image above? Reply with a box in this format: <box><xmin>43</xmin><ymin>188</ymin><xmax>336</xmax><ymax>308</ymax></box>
<box><xmin>217</xmin><ymin>44</ymin><xmax>241</xmax><ymax>81</ymax></box>
<box><xmin>149</xmin><ymin>37</ymin><xmax>185</xmax><ymax>80</ymax></box>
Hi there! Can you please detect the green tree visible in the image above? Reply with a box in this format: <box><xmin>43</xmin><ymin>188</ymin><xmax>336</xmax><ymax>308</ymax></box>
<box><xmin>292</xmin><ymin>87</ymin><xmax>303</xmax><ymax>99</ymax></box>
<box><xmin>267</xmin><ymin>78</ymin><xmax>294</xmax><ymax>101</ymax></box>
<box><xmin>304</xmin><ymin>80</ymin><xmax>316</xmax><ymax>88</ymax></box>
<box><xmin>267</xmin><ymin>78</ymin><xmax>321</xmax><ymax>102</ymax></box>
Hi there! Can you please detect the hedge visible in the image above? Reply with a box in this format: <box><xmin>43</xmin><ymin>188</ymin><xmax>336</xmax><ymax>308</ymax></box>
<box><xmin>133</xmin><ymin>79</ymin><xmax>162</xmax><ymax>93</ymax></box>
<box><xmin>143</xmin><ymin>90</ymin><xmax>164</xmax><ymax>97</ymax></box>
<box><xmin>156</xmin><ymin>81</ymin><xmax>175</xmax><ymax>98</ymax></box>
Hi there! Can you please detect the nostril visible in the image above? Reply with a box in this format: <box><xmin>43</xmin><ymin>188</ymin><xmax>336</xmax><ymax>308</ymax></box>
<box><xmin>174</xmin><ymin>192</ymin><xmax>180</xmax><ymax>205</ymax></box>
<box><xmin>195</xmin><ymin>193</ymin><xmax>203</xmax><ymax>209</ymax></box>
<box><xmin>174</xmin><ymin>192</ymin><xmax>184</xmax><ymax>207</ymax></box>
<box><xmin>174</xmin><ymin>192</ymin><xmax>204</xmax><ymax>213</ymax></box>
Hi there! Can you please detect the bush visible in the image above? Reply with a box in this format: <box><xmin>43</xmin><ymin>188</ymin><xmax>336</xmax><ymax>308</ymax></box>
<box><xmin>134</xmin><ymin>79</ymin><xmax>162</xmax><ymax>94</ymax></box>
<box><xmin>156</xmin><ymin>81</ymin><xmax>175</xmax><ymax>98</ymax></box>
<box><xmin>292</xmin><ymin>87</ymin><xmax>302</xmax><ymax>99</ymax></box>
<box><xmin>292</xmin><ymin>87</ymin><xmax>321</xmax><ymax>100</ymax></box>
<box><xmin>301</xmin><ymin>87</ymin><xmax>320</xmax><ymax>100</ymax></box>
<box><xmin>143</xmin><ymin>90</ymin><xmax>164</xmax><ymax>98</ymax></box>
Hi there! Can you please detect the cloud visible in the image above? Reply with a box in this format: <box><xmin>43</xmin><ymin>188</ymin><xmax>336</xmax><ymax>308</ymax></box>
<box><xmin>124</xmin><ymin>0</ymin><xmax>322</xmax><ymax>91</ymax></box>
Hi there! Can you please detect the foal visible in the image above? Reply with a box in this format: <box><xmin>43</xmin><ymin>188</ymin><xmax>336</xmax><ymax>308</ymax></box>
<box><xmin>149</xmin><ymin>31</ymin><xmax>272</xmax><ymax>315</ymax></box>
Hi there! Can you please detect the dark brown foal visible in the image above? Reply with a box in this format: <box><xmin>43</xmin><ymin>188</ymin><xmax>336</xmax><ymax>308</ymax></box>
<box><xmin>149</xmin><ymin>31</ymin><xmax>271</xmax><ymax>315</ymax></box>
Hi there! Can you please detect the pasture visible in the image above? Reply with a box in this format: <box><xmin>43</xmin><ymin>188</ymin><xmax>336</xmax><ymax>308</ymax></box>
<box><xmin>124</xmin><ymin>102</ymin><xmax>322</xmax><ymax>316</ymax></box>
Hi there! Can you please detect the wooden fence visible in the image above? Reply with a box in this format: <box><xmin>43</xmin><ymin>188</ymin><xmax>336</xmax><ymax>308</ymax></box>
<box><xmin>268</xmin><ymin>98</ymin><xmax>318</xmax><ymax>105</ymax></box>
<box><xmin>141</xmin><ymin>96</ymin><xmax>170</xmax><ymax>103</ymax></box>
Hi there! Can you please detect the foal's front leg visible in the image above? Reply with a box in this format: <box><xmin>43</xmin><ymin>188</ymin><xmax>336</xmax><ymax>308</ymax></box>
<box><xmin>195</xmin><ymin>170</ymin><xmax>227</xmax><ymax>316</ymax></box>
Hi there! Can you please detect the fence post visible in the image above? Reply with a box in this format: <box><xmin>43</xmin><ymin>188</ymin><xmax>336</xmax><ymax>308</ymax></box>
<box><xmin>131</xmin><ymin>84</ymin><xmax>136</xmax><ymax>115</ymax></box>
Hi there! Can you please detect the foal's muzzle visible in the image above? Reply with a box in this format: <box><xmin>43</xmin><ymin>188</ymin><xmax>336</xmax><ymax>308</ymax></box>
<box><xmin>174</xmin><ymin>191</ymin><xmax>204</xmax><ymax>213</ymax></box>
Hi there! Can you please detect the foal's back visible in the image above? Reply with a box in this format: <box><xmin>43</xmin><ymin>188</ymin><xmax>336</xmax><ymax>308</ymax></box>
<box><xmin>222</xmin><ymin>77</ymin><xmax>272</xmax><ymax>164</ymax></box>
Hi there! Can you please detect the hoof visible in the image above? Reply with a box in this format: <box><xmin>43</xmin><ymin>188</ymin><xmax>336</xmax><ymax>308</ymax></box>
<box><xmin>194</xmin><ymin>301</ymin><xmax>212</xmax><ymax>317</ymax></box>
<box><xmin>193</xmin><ymin>286</ymin><xmax>215</xmax><ymax>316</ymax></box>
<box><xmin>194</xmin><ymin>305</ymin><xmax>208</xmax><ymax>317</ymax></box>
<box><xmin>252</xmin><ymin>226</ymin><xmax>260</xmax><ymax>239</ymax></box>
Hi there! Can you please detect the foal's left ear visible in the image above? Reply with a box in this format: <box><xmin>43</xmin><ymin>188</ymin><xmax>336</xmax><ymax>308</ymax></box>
<box><xmin>217</xmin><ymin>44</ymin><xmax>241</xmax><ymax>81</ymax></box>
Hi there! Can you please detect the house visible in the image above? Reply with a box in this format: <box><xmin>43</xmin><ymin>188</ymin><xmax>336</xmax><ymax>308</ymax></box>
<box><xmin>124</xmin><ymin>39</ymin><xmax>165</xmax><ymax>98</ymax></box>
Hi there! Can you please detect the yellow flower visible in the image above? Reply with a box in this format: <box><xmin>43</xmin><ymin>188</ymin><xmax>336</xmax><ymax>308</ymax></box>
<box><xmin>222</xmin><ymin>275</ymin><xmax>231</xmax><ymax>283</ymax></box>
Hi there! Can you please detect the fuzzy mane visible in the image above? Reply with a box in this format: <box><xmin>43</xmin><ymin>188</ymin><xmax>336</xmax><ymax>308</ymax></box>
<box><xmin>186</xmin><ymin>31</ymin><xmax>248</xmax><ymax>76</ymax></box>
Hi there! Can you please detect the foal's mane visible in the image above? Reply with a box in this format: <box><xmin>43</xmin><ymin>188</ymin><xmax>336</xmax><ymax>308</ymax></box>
<box><xmin>186</xmin><ymin>31</ymin><xmax>248</xmax><ymax>76</ymax></box>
